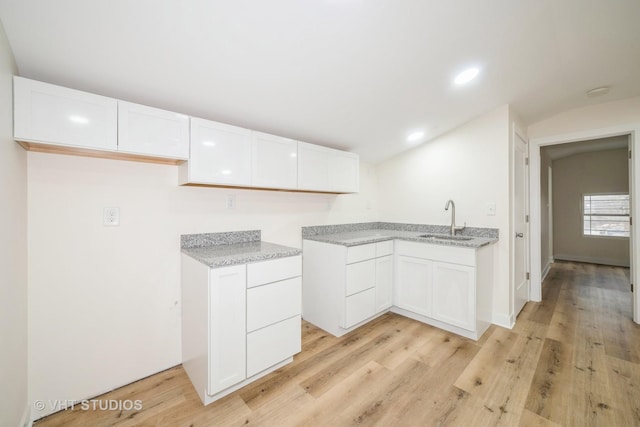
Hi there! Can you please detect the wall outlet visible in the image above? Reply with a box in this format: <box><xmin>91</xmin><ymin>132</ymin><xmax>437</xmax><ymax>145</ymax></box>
<box><xmin>103</xmin><ymin>207</ymin><xmax>120</xmax><ymax>226</ymax></box>
<box><xmin>486</xmin><ymin>202</ymin><xmax>496</xmax><ymax>216</ymax></box>
<box><xmin>226</xmin><ymin>195</ymin><xmax>236</xmax><ymax>210</ymax></box>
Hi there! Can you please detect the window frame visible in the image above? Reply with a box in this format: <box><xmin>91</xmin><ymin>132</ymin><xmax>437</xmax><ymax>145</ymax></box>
<box><xmin>582</xmin><ymin>192</ymin><xmax>630</xmax><ymax>239</ymax></box>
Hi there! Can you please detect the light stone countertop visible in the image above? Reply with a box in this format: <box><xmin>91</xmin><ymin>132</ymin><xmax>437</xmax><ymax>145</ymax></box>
<box><xmin>302</xmin><ymin>222</ymin><xmax>498</xmax><ymax>248</ymax></box>
<box><xmin>181</xmin><ymin>230</ymin><xmax>301</xmax><ymax>268</ymax></box>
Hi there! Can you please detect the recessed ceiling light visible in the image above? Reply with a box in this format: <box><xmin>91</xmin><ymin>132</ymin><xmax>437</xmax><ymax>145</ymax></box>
<box><xmin>586</xmin><ymin>86</ymin><xmax>610</xmax><ymax>98</ymax></box>
<box><xmin>407</xmin><ymin>131</ymin><xmax>425</xmax><ymax>142</ymax></box>
<box><xmin>454</xmin><ymin>67</ymin><xmax>479</xmax><ymax>85</ymax></box>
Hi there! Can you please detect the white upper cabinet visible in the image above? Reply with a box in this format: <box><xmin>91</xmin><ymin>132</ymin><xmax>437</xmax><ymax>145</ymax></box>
<box><xmin>251</xmin><ymin>131</ymin><xmax>297</xmax><ymax>189</ymax></box>
<box><xmin>13</xmin><ymin>76</ymin><xmax>117</xmax><ymax>151</ymax></box>
<box><xmin>117</xmin><ymin>100</ymin><xmax>189</xmax><ymax>159</ymax></box>
<box><xmin>298</xmin><ymin>141</ymin><xmax>359</xmax><ymax>193</ymax></box>
<box><xmin>297</xmin><ymin>142</ymin><xmax>330</xmax><ymax>191</ymax></box>
<box><xmin>184</xmin><ymin>118</ymin><xmax>252</xmax><ymax>186</ymax></box>
<box><xmin>329</xmin><ymin>150</ymin><xmax>359</xmax><ymax>193</ymax></box>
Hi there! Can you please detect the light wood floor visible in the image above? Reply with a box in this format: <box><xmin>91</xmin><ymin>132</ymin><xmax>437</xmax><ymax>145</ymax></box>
<box><xmin>36</xmin><ymin>261</ymin><xmax>640</xmax><ymax>426</ymax></box>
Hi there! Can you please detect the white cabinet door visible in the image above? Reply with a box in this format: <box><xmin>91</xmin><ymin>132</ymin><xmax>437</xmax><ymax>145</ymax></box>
<box><xmin>251</xmin><ymin>131</ymin><xmax>297</xmax><ymax>189</ymax></box>
<box><xmin>375</xmin><ymin>255</ymin><xmax>393</xmax><ymax>312</ymax></box>
<box><xmin>432</xmin><ymin>262</ymin><xmax>476</xmax><ymax>331</ymax></box>
<box><xmin>13</xmin><ymin>76</ymin><xmax>117</xmax><ymax>151</ymax></box>
<box><xmin>329</xmin><ymin>150</ymin><xmax>359</xmax><ymax>193</ymax></box>
<box><xmin>297</xmin><ymin>141</ymin><xmax>330</xmax><ymax>191</ymax></box>
<box><xmin>395</xmin><ymin>255</ymin><xmax>432</xmax><ymax>317</ymax></box>
<box><xmin>117</xmin><ymin>100</ymin><xmax>189</xmax><ymax>159</ymax></box>
<box><xmin>189</xmin><ymin>118</ymin><xmax>252</xmax><ymax>186</ymax></box>
<box><xmin>209</xmin><ymin>265</ymin><xmax>246</xmax><ymax>394</ymax></box>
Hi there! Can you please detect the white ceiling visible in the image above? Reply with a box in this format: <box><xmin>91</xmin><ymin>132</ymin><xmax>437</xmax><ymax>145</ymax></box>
<box><xmin>0</xmin><ymin>1</ymin><xmax>639</xmax><ymax>163</ymax></box>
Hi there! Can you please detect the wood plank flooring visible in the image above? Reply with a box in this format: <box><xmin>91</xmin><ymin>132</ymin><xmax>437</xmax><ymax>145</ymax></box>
<box><xmin>36</xmin><ymin>261</ymin><xmax>640</xmax><ymax>426</ymax></box>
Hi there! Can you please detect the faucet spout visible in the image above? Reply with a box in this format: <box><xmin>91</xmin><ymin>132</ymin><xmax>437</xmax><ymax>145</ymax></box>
<box><xmin>444</xmin><ymin>199</ymin><xmax>465</xmax><ymax>236</ymax></box>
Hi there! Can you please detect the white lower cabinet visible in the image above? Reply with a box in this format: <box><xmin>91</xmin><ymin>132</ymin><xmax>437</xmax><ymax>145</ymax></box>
<box><xmin>208</xmin><ymin>265</ymin><xmax>246</xmax><ymax>394</ymax></box>
<box><xmin>392</xmin><ymin>240</ymin><xmax>493</xmax><ymax>340</ymax></box>
<box><xmin>302</xmin><ymin>239</ymin><xmax>393</xmax><ymax>337</ymax></box>
<box><xmin>394</xmin><ymin>255</ymin><xmax>432</xmax><ymax>317</ymax></box>
<box><xmin>247</xmin><ymin>315</ymin><xmax>301</xmax><ymax>377</ymax></box>
<box><xmin>432</xmin><ymin>262</ymin><xmax>475</xmax><ymax>331</ymax></box>
<box><xmin>182</xmin><ymin>254</ymin><xmax>302</xmax><ymax>405</ymax></box>
<box><xmin>374</xmin><ymin>255</ymin><xmax>393</xmax><ymax>312</ymax></box>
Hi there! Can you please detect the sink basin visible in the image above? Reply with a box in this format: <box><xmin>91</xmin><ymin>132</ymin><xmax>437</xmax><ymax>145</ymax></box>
<box><xmin>418</xmin><ymin>234</ymin><xmax>473</xmax><ymax>241</ymax></box>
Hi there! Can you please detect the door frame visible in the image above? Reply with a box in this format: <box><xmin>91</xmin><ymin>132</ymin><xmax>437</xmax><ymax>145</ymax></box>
<box><xmin>530</xmin><ymin>123</ymin><xmax>640</xmax><ymax>323</ymax></box>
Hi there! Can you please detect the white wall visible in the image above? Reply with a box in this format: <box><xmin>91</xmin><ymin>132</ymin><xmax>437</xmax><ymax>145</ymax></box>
<box><xmin>0</xmin><ymin>20</ymin><xmax>29</xmax><ymax>427</ymax></box>
<box><xmin>27</xmin><ymin>152</ymin><xmax>377</xmax><ymax>419</ymax></box>
<box><xmin>376</xmin><ymin>105</ymin><xmax>512</xmax><ymax>327</ymax></box>
<box><xmin>552</xmin><ymin>148</ymin><xmax>629</xmax><ymax>266</ymax></box>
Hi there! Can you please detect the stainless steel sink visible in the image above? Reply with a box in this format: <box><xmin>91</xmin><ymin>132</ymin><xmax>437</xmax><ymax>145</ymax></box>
<box><xmin>418</xmin><ymin>234</ymin><xmax>473</xmax><ymax>241</ymax></box>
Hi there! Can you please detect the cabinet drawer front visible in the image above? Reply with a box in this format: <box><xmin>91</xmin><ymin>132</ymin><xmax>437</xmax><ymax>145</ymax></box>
<box><xmin>342</xmin><ymin>288</ymin><xmax>376</xmax><ymax>328</ymax></box>
<box><xmin>247</xmin><ymin>315</ymin><xmax>301</xmax><ymax>377</ymax></box>
<box><xmin>247</xmin><ymin>277</ymin><xmax>301</xmax><ymax>332</ymax></box>
<box><xmin>395</xmin><ymin>241</ymin><xmax>476</xmax><ymax>266</ymax></box>
<box><xmin>375</xmin><ymin>240</ymin><xmax>394</xmax><ymax>257</ymax></box>
<box><xmin>346</xmin><ymin>259</ymin><xmax>375</xmax><ymax>296</ymax></box>
<box><xmin>346</xmin><ymin>244</ymin><xmax>376</xmax><ymax>264</ymax></box>
<box><xmin>247</xmin><ymin>255</ymin><xmax>301</xmax><ymax>288</ymax></box>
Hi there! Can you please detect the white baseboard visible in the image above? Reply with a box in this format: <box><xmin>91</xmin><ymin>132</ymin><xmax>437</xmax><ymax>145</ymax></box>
<box><xmin>541</xmin><ymin>258</ymin><xmax>553</xmax><ymax>281</ymax></box>
<box><xmin>492</xmin><ymin>312</ymin><xmax>514</xmax><ymax>329</ymax></box>
<box><xmin>19</xmin><ymin>402</ymin><xmax>32</xmax><ymax>427</ymax></box>
<box><xmin>554</xmin><ymin>253</ymin><xmax>630</xmax><ymax>267</ymax></box>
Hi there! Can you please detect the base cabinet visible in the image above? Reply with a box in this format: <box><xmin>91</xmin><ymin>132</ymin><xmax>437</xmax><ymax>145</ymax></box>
<box><xmin>394</xmin><ymin>255</ymin><xmax>432</xmax><ymax>317</ymax></box>
<box><xmin>208</xmin><ymin>265</ymin><xmax>246</xmax><ymax>394</ymax></box>
<box><xmin>182</xmin><ymin>254</ymin><xmax>302</xmax><ymax>405</ymax></box>
<box><xmin>302</xmin><ymin>239</ymin><xmax>393</xmax><ymax>337</ymax></box>
<box><xmin>432</xmin><ymin>262</ymin><xmax>475</xmax><ymax>331</ymax></box>
<box><xmin>393</xmin><ymin>240</ymin><xmax>493</xmax><ymax>340</ymax></box>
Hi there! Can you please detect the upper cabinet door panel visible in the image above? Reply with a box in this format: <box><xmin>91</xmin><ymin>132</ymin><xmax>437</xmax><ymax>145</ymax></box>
<box><xmin>190</xmin><ymin>118</ymin><xmax>252</xmax><ymax>186</ymax></box>
<box><xmin>297</xmin><ymin>142</ymin><xmax>330</xmax><ymax>191</ymax></box>
<box><xmin>13</xmin><ymin>76</ymin><xmax>117</xmax><ymax>150</ymax></box>
<box><xmin>329</xmin><ymin>150</ymin><xmax>359</xmax><ymax>193</ymax></box>
<box><xmin>251</xmin><ymin>131</ymin><xmax>297</xmax><ymax>189</ymax></box>
<box><xmin>117</xmin><ymin>100</ymin><xmax>189</xmax><ymax>159</ymax></box>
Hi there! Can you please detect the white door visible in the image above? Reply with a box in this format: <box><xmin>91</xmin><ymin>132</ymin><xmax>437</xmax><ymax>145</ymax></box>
<box><xmin>189</xmin><ymin>118</ymin><xmax>252</xmax><ymax>186</ymax></box>
<box><xmin>13</xmin><ymin>76</ymin><xmax>117</xmax><ymax>151</ymax></box>
<box><xmin>375</xmin><ymin>255</ymin><xmax>393</xmax><ymax>312</ymax></box>
<box><xmin>209</xmin><ymin>265</ymin><xmax>246</xmax><ymax>394</ymax></box>
<box><xmin>329</xmin><ymin>150</ymin><xmax>359</xmax><ymax>193</ymax></box>
<box><xmin>513</xmin><ymin>132</ymin><xmax>529</xmax><ymax>316</ymax></box>
<box><xmin>297</xmin><ymin>142</ymin><xmax>330</xmax><ymax>191</ymax></box>
<box><xmin>394</xmin><ymin>255</ymin><xmax>432</xmax><ymax>317</ymax></box>
<box><xmin>251</xmin><ymin>131</ymin><xmax>298</xmax><ymax>189</ymax></box>
<box><xmin>117</xmin><ymin>100</ymin><xmax>189</xmax><ymax>159</ymax></box>
<box><xmin>432</xmin><ymin>262</ymin><xmax>476</xmax><ymax>331</ymax></box>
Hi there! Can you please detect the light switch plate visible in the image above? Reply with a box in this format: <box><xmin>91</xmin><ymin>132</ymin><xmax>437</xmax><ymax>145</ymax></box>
<box><xmin>486</xmin><ymin>202</ymin><xmax>496</xmax><ymax>216</ymax></box>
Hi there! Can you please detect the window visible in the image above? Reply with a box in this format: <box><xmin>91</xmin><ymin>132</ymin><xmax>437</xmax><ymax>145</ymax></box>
<box><xmin>583</xmin><ymin>193</ymin><xmax>630</xmax><ymax>237</ymax></box>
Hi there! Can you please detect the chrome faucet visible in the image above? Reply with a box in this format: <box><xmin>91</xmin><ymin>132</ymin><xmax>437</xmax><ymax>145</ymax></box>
<box><xmin>444</xmin><ymin>200</ymin><xmax>466</xmax><ymax>236</ymax></box>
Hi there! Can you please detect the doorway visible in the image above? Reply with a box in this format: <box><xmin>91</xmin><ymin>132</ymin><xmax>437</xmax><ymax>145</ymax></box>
<box><xmin>530</xmin><ymin>125</ymin><xmax>640</xmax><ymax>324</ymax></box>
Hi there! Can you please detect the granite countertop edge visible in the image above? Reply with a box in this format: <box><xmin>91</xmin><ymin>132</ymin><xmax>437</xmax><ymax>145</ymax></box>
<box><xmin>303</xmin><ymin>230</ymin><xmax>498</xmax><ymax>249</ymax></box>
<box><xmin>181</xmin><ymin>231</ymin><xmax>301</xmax><ymax>268</ymax></box>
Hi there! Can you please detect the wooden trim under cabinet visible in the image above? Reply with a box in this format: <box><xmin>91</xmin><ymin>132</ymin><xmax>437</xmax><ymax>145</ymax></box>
<box><xmin>18</xmin><ymin>140</ymin><xmax>185</xmax><ymax>165</ymax></box>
